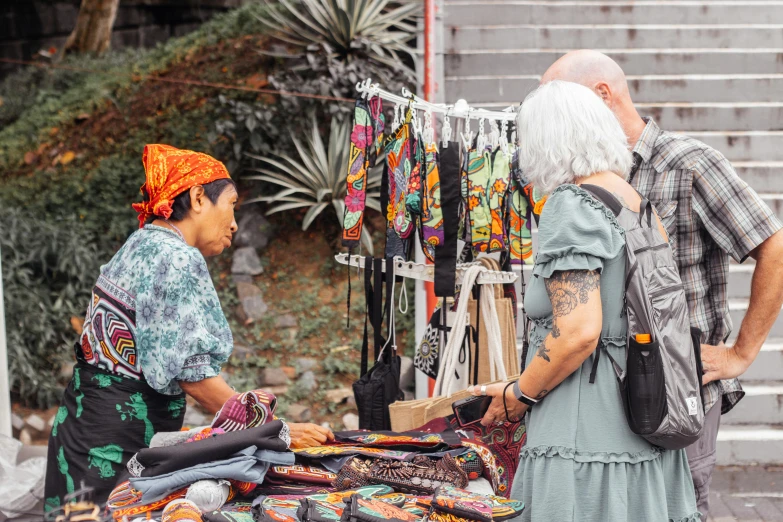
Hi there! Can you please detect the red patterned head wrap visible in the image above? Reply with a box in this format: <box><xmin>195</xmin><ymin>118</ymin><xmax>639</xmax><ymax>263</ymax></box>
<box><xmin>131</xmin><ymin>144</ymin><xmax>231</xmax><ymax>228</ymax></box>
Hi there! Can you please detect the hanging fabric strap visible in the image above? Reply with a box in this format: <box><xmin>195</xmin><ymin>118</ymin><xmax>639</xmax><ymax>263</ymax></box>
<box><xmin>435</xmin><ymin>142</ymin><xmax>461</xmax><ymax>297</ymax></box>
<box><xmin>360</xmin><ymin>256</ymin><xmax>374</xmax><ymax>377</ymax></box>
<box><xmin>373</xmin><ymin>258</ymin><xmax>385</xmax><ymax>362</ymax></box>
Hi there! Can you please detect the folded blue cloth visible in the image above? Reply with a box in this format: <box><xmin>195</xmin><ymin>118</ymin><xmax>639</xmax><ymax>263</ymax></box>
<box><xmin>131</xmin><ymin>447</ymin><xmax>295</xmax><ymax>503</ymax></box>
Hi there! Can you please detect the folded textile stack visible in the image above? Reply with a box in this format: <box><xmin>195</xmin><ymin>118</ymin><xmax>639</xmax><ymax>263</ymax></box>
<box><xmin>107</xmin><ymin>391</ymin><xmax>524</xmax><ymax>522</ymax></box>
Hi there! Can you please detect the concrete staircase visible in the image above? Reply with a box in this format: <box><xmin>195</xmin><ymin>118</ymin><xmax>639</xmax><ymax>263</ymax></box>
<box><xmin>440</xmin><ymin>0</ymin><xmax>783</xmax><ymax>465</ymax></box>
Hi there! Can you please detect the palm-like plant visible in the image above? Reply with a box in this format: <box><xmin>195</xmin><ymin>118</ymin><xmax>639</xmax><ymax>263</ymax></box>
<box><xmin>245</xmin><ymin>116</ymin><xmax>382</xmax><ymax>253</ymax></box>
<box><xmin>258</xmin><ymin>0</ymin><xmax>420</xmax><ymax>72</ymax></box>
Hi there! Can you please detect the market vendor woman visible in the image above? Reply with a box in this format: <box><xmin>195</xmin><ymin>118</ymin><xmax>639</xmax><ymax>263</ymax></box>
<box><xmin>45</xmin><ymin>144</ymin><xmax>333</xmax><ymax>506</ymax></box>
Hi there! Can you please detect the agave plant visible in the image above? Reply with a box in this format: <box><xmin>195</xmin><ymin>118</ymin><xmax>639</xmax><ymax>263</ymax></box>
<box><xmin>245</xmin><ymin>115</ymin><xmax>382</xmax><ymax>253</ymax></box>
<box><xmin>258</xmin><ymin>0</ymin><xmax>420</xmax><ymax>72</ymax></box>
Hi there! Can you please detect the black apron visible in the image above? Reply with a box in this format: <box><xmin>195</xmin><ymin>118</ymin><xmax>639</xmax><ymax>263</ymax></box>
<box><xmin>44</xmin><ymin>357</ymin><xmax>186</xmax><ymax>510</ymax></box>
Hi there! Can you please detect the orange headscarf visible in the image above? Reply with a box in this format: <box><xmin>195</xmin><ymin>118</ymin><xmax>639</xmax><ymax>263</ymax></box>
<box><xmin>131</xmin><ymin>144</ymin><xmax>231</xmax><ymax>228</ymax></box>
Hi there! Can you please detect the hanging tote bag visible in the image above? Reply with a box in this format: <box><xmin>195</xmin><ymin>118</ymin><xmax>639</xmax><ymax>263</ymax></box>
<box><xmin>352</xmin><ymin>257</ymin><xmax>404</xmax><ymax>431</ymax></box>
<box><xmin>467</xmin><ymin>258</ymin><xmax>520</xmax><ymax>385</ymax></box>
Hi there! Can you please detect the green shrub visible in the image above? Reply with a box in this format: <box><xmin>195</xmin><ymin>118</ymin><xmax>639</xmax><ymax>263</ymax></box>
<box><xmin>0</xmin><ymin>208</ymin><xmax>104</xmax><ymax>407</ymax></box>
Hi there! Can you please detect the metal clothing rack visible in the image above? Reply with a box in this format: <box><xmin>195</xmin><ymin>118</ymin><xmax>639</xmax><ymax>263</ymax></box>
<box><xmin>335</xmin><ymin>254</ymin><xmax>518</xmax><ymax>285</ymax></box>
<box><xmin>355</xmin><ymin>78</ymin><xmax>519</xmax><ymax>122</ymax></box>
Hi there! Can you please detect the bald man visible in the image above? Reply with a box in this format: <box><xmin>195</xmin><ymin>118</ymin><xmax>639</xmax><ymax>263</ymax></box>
<box><xmin>542</xmin><ymin>50</ymin><xmax>783</xmax><ymax>516</ymax></box>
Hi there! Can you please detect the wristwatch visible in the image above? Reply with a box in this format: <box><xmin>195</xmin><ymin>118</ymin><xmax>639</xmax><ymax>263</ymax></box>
<box><xmin>513</xmin><ymin>381</ymin><xmax>540</xmax><ymax>406</ymax></box>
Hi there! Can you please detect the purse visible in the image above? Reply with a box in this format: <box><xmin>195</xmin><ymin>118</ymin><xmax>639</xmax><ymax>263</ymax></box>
<box><xmin>333</xmin><ymin>457</ymin><xmax>373</xmax><ymax>491</ymax></box>
<box><xmin>352</xmin><ymin>257</ymin><xmax>403</xmax><ymax>431</ymax></box>
<box><xmin>367</xmin><ymin>454</ymin><xmax>468</xmax><ymax>496</ymax></box>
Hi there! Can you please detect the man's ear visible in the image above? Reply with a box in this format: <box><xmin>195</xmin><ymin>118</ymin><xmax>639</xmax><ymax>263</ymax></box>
<box><xmin>595</xmin><ymin>82</ymin><xmax>612</xmax><ymax>105</ymax></box>
<box><xmin>189</xmin><ymin>185</ymin><xmax>206</xmax><ymax>214</ymax></box>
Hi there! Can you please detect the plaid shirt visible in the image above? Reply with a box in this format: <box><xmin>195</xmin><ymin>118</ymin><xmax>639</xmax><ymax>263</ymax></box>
<box><xmin>630</xmin><ymin>118</ymin><xmax>783</xmax><ymax>414</ymax></box>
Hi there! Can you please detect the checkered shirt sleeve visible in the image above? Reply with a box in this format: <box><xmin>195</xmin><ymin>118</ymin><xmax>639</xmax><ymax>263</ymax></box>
<box><xmin>691</xmin><ymin>148</ymin><xmax>783</xmax><ymax>263</ymax></box>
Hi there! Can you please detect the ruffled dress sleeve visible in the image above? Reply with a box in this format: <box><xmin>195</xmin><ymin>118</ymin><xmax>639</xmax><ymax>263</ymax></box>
<box><xmin>136</xmin><ymin>242</ymin><xmax>234</xmax><ymax>395</ymax></box>
<box><xmin>533</xmin><ymin>184</ymin><xmax>626</xmax><ymax>279</ymax></box>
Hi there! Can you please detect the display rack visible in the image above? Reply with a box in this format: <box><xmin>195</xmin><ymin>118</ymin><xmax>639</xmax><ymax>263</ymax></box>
<box><xmin>355</xmin><ymin>78</ymin><xmax>519</xmax><ymax>122</ymax></box>
<box><xmin>335</xmin><ymin>254</ymin><xmax>518</xmax><ymax>286</ymax></box>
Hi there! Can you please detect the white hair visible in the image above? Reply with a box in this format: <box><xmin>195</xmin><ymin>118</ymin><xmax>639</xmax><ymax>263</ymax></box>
<box><xmin>516</xmin><ymin>80</ymin><xmax>632</xmax><ymax>194</ymax></box>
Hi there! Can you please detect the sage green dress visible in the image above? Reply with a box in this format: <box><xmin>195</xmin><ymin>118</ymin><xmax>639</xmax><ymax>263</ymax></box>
<box><xmin>510</xmin><ymin>185</ymin><xmax>700</xmax><ymax>521</ymax></box>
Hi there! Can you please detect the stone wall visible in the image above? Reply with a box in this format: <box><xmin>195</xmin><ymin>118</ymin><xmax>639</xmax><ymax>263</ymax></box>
<box><xmin>0</xmin><ymin>0</ymin><xmax>247</xmax><ymax>78</ymax></box>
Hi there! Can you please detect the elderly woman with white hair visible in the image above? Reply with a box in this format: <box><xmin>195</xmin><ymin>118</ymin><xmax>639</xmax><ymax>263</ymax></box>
<box><xmin>470</xmin><ymin>81</ymin><xmax>700</xmax><ymax>521</ymax></box>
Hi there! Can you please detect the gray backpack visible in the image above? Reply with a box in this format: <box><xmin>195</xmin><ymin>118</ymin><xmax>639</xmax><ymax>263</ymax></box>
<box><xmin>583</xmin><ymin>185</ymin><xmax>705</xmax><ymax>450</ymax></box>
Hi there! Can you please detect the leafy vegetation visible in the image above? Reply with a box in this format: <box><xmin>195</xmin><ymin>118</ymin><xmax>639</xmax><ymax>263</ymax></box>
<box><xmin>258</xmin><ymin>0</ymin><xmax>420</xmax><ymax>73</ymax></box>
<box><xmin>246</xmin><ymin>115</ymin><xmax>382</xmax><ymax>253</ymax></box>
<box><xmin>0</xmin><ymin>0</ymin><xmax>421</xmax><ymax>413</ymax></box>
<box><xmin>0</xmin><ymin>208</ymin><xmax>103</xmax><ymax>407</ymax></box>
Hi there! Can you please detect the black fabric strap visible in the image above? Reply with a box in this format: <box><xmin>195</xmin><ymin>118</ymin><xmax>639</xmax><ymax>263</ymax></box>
<box><xmin>472</xmin><ymin>286</ymin><xmax>481</xmax><ymax>385</ymax></box>
<box><xmin>384</xmin><ymin>259</ymin><xmax>396</xmax><ymax>361</ymax></box>
<box><xmin>373</xmin><ymin>258</ymin><xmax>384</xmax><ymax>362</ymax></box>
<box><xmin>434</xmin><ymin>143</ymin><xmax>461</xmax><ymax>297</ymax></box>
<box><xmin>360</xmin><ymin>256</ymin><xmax>374</xmax><ymax>376</ymax></box>
<box><xmin>589</xmin><ymin>342</ymin><xmax>602</xmax><ymax>384</ymax></box>
<box><xmin>581</xmin><ymin>184</ymin><xmax>622</xmax><ymax>217</ymax></box>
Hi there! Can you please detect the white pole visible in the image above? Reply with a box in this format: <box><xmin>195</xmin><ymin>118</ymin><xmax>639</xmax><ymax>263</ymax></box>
<box><xmin>0</xmin><ymin>246</ymin><xmax>12</xmax><ymax>437</ymax></box>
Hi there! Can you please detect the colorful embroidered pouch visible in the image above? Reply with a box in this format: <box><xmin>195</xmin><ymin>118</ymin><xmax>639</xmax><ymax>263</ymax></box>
<box><xmin>420</xmin><ymin>144</ymin><xmax>444</xmax><ymax>262</ymax></box>
<box><xmin>297</xmin><ymin>498</ymin><xmax>344</xmax><ymax>522</ymax></box>
<box><xmin>431</xmin><ymin>484</ymin><xmax>493</xmax><ymax>522</ymax></box>
<box><xmin>343</xmin><ymin>97</ymin><xmax>384</xmax><ymax>249</ymax></box>
<box><xmin>266</xmin><ymin>464</ymin><xmax>337</xmax><ymax>485</ymax></box>
<box><xmin>341</xmin><ymin>494</ymin><xmax>420</xmax><ymax>522</ymax></box>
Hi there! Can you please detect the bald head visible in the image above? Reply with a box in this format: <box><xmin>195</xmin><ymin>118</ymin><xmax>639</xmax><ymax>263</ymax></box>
<box><xmin>541</xmin><ymin>50</ymin><xmax>646</xmax><ymax>146</ymax></box>
<box><xmin>542</xmin><ymin>50</ymin><xmax>629</xmax><ymax>98</ymax></box>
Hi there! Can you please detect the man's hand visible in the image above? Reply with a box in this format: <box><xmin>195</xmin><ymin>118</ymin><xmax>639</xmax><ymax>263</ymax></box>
<box><xmin>701</xmin><ymin>342</ymin><xmax>752</xmax><ymax>385</ymax></box>
<box><xmin>287</xmin><ymin>423</ymin><xmax>335</xmax><ymax>449</ymax></box>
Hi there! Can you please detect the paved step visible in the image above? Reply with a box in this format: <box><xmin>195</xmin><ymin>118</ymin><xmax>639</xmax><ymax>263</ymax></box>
<box><xmin>446</xmin><ymin>25</ymin><xmax>783</xmax><ymax>52</ymax></box>
<box><xmin>722</xmin><ymin>382</ymin><xmax>783</xmax><ymax>425</ymax></box>
<box><xmin>444</xmin><ymin>50</ymin><xmax>783</xmax><ymax>77</ymax></box>
<box><xmin>730</xmin><ymin>300</ymin><xmax>783</xmax><ymax>338</ymax></box>
<box><xmin>445</xmin><ymin>75</ymin><xmax>783</xmax><ymax>104</ymax></box>
<box><xmin>735</xmin><ymin>163</ymin><xmax>783</xmax><ymax>192</ymax></box>
<box><xmin>636</xmin><ymin>103</ymin><xmax>783</xmax><ymax>132</ymax></box>
<box><xmin>741</xmin><ymin>341</ymin><xmax>783</xmax><ymax>382</ymax></box>
<box><xmin>685</xmin><ymin>132</ymin><xmax>783</xmax><ymax>162</ymax></box>
<box><xmin>444</xmin><ymin>2</ymin><xmax>783</xmax><ymax>26</ymax></box>
<box><xmin>716</xmin><ymin>425</ymin><xmax>783</xmax><ymax>465</ymax></box>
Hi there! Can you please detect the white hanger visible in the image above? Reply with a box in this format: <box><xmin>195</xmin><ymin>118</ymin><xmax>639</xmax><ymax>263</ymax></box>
<box><xmin>423</xmin><ymin>110</ymin><xmax>435</xmax><ymax>148</ymax></box>
<box><xmin>461</xmin><ymin>110</ymin><xmax>474</xmax><ymax>150</ymax></box>
<box><xmin>442</xmin><ymin>109</ymin><xmax>452</xmax><ymax>149</ymax></box>
<box><xmin>476</xmin><ymin>117</ymin><xmax>487</xmax><ymax>152</ymax></box>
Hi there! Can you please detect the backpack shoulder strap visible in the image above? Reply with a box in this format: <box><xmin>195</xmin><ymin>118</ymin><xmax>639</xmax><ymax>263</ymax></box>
<box><xmin>581</xmin><ymin>184</ymin><xmax>623</xmax><ymax>217</ymax></box>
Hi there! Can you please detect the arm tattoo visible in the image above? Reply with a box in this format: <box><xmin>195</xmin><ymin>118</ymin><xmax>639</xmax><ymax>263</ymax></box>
<box><xmin>545</xmin><ymin>270</ymin><xmax>601</xmax><ymax>339</ymax></box>
<box><xmin>535</xmin><ymin>389</ymin><xmax>549</xmax><ymax>400</ymax></box>
<box><xmin>536</xmin><ymin>337</ymin><xmax>551</xmax><ymax>362</ymax></box>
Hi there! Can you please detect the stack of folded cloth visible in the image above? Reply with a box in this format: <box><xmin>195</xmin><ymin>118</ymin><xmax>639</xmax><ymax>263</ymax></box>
<box><xmin>107</xmin><ymin>390</ymin><xmax>522</xmax><ymax>522</ymax></box>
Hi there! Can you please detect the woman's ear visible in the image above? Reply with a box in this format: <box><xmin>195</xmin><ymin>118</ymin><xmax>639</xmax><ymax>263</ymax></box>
<box><xmin>189</xmin><ymin>185</ymin><xmax>207</xmax><ymax>215</ymax></box>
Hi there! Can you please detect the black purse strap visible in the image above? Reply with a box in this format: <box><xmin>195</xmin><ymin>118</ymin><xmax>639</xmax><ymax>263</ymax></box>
<box><xmin>360</xmin><ymin>255</ymin><xmax>374</xmax><ymax>376</ymax></box>
<box><xmin>373</xmin><ymin>258</ymin><xmax>384</xmax><ymax>362</ymax></box>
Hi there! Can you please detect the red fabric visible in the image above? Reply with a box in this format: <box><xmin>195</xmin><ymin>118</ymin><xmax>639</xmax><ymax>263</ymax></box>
<box><xmin>131</xmin><ymin>144</ymin><xmax>230</xmax><ymax>228</ymax></box>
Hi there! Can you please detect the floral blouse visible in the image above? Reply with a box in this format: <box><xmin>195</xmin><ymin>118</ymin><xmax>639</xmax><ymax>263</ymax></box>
<box><xmin>79</xmin><ymin>225</ymin><xmax>233</xmax><ymax>395</ymax></box>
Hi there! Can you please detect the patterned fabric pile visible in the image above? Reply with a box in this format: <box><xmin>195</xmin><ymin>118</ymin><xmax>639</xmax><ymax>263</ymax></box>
<box><xmin>106</xmin><ymin>391</ymin><xmax>524</xmax><ymax>522</ymax></box>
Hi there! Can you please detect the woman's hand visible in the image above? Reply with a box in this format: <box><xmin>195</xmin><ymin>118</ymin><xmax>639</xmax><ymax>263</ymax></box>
<box><xmin>469</xmin><ymin>383</ymin><xmax>528</xmax><ymax>427</ymax></box>
<box><xmin>287</xmin><ymin>423</ymin><xmax>335</xmax><ymax>449</ymax></box>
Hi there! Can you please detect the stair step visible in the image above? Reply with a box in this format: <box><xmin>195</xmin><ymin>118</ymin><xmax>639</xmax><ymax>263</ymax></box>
<box><xmin>722</xmin><ymin>382</ymin><xmax>783</xmax><ymax>425</ymax></box>
<box><xmin>444</xmin><ymin>2</ymin><xmax>783</xmax><ymax>26</ymax></box>
<box><xmin>716</xmin><ymin>425</ymin><xmax>783</xmax><ymax>465</ymax></box>
<box><xmin>444</xmin><ymin>49</ymin><xmax>783</xmax><ymax>77</ymax></box>
<box><xmin>445</xmin><ymin>75</ymin><xmax>783</xmax><ymax>105</ymax></box>
<box><xmin>446</xmin><ymin>25</ymin><xmax>783</xmax><ymax>52</ymax></box>
<box><xmin>738</xmin><ymin>342</ymin><xmax>783</xmax><ymax>381</ymax></box>
<box><xmin>636</xmin><ymin>103</ymin><xmax>783</xmax><ymax>132</ymax></box>
<box><xmin>730</xmin><ymin>300</ymin><xmax>783</xmax><ymax>338</ymax></box>
<box><xmin>735</xmin><ymin>163</ymin><xmax>783</xmax><ymax>192</ymax></box>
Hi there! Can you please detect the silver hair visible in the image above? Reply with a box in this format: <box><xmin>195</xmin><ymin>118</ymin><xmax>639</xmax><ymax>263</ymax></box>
<box><xmin>516</xmin><ymin>80</ymin><xmax>632</xmax><ymax>194</ymax></box>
